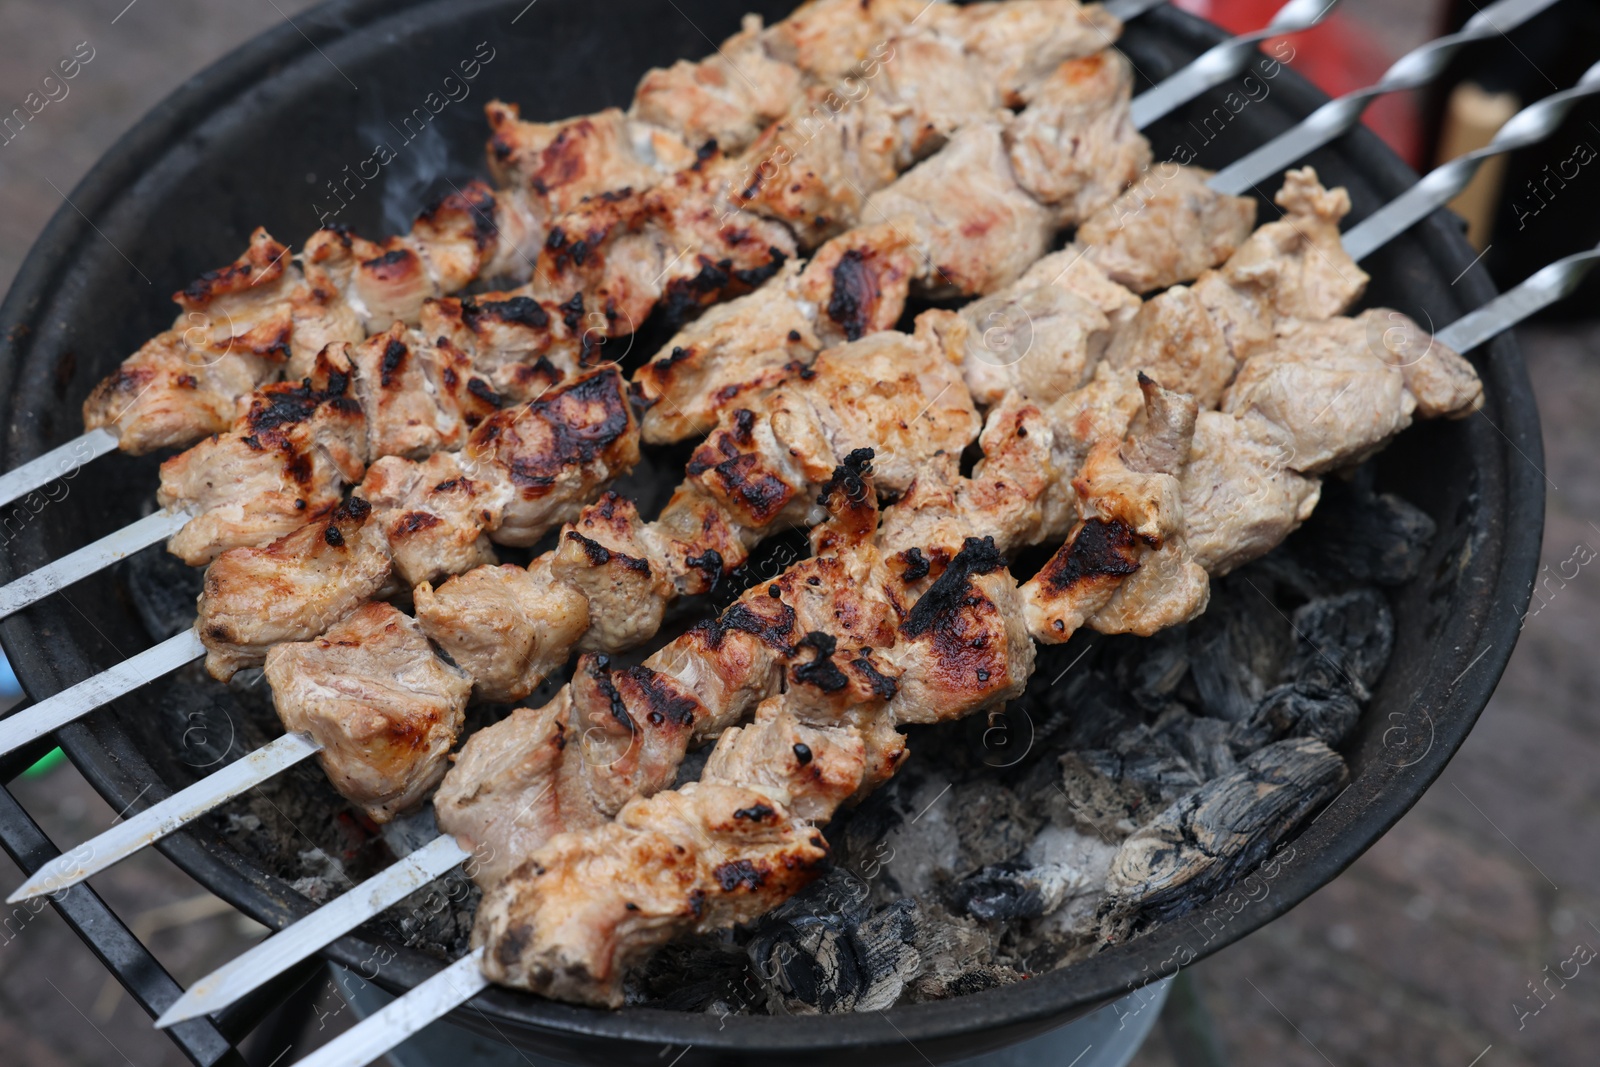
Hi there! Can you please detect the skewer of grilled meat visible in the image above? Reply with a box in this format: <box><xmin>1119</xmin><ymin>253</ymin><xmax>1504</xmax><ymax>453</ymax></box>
<box><xmin>81</xmin><ymin>0</ymin><xmax>1122</xmax><ymax>458</ymax></box>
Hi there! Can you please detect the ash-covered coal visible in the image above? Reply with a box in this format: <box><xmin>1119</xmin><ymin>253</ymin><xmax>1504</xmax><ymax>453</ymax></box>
<box><xmin>1099</xmin><ymin>737</ymin><xmax>1348</xmax><ymax>932</ymax></box>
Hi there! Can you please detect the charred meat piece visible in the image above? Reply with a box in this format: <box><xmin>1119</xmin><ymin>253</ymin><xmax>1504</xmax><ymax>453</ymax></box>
<box><xmin>196</xmin><ymin>497</ymin><xmax>393</xmax><ymax>680</ymax></box>
<box><xmin>157</xmin><ymin>345</ymin><xmax>367</xmax><ymax>565</ymax></box>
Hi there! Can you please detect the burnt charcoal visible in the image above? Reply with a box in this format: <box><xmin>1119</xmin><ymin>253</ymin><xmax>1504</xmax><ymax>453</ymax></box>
<box><xmin>1234</xmin><ymin>588</ymin><xmax>1394</xmax><ymax>749</ymax></box>
<box><xmin>1253</xmin><ymin>683</ymin><xmax>1363</xmax><ymax>748</ymax></box>
<box><xmin>1119</xmin><ymin>628</ymin><xmax>1192</xmax><ymax>713</ymax></box>
<box><xmin>672</xmin><ymin>742</ymin><xmax>713</xmax><ymax>789</ymax></box>
<box><xmin>1290</xmin><ymin>589</ymin><xmax>1395</xmax><ymax>694</ymax></box>
<box><xmin>119</xmin><ymin>534</ymin><xmax>206</xmax><ymax>641</ymax></box>
<box><xmin>1294</xmin><ymin>476</ymin><xmax>1436</xmax><ymax>586</ymax></box>
<box><xmin>947</xmin><ymin>860</ymin><xmax>1089</xmax><ymax>921</ymax></box>
<box><xmin>1058</xmin><ymin>724</ymin><xmax>1206</xmax><ymax>839</ymax></box>
<box><xmin>1100</xmin><ymin>738</ymin><xmax>1348</xmax><ymax>931</ymax></box>
<box><xmin>626</xmin><ymin>935</ymin><xmax>750</xmax><ymax>1011</ymax></box>
<box><xmin>1185</xmin><ymin>575</ymin><xmax>1294</xmax><ymax>722</ymax></box>
<box><xmin>1031</xmin><ymin>663</ymin><xmax>1140</xmax><ymax>752</ymax></box>
<box><xmin>1156</xmin><ymin>709</ymin><xmax>1238</xmax><ymax>782</ymax></box>
<box><xmin>747</xmin><ymin>873</ymin><xmax>921</xmax><ymax>1014</ymax></box>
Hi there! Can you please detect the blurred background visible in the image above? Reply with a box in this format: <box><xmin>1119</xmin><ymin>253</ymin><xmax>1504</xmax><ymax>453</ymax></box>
<box><xmin>1</xmin><ymin>1</ymin><xmax>1599</xmax><ymax>1065</ymax></box>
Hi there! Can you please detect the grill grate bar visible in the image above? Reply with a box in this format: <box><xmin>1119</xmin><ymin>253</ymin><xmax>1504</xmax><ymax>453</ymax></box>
<box><xmin>0</xmin><ymin>783</ymin><xmax>250</xmax><ymax>1067</ymax></box>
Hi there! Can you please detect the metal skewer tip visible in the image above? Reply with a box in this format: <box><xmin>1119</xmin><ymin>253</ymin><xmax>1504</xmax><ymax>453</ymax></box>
<box><xmin>156</xmin><ymin>833</ymin><xmax>470</xmax><ymax>1027</ymax></box>
<box><xmin>0</xmin><ymin>628</ymin><xmax>206</xmax><ymax>758</ymax></box>
<box><xmin>6</xmin><ymin>731</ymin><xmax>323</xmax><ymax>903</ymax></box>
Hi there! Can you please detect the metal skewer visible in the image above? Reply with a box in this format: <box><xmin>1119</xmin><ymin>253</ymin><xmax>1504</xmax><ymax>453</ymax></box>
<box><xmin>293</xmin><ymin>951</ymin><xmax>490</xmax><ymax>1067</ymax></box>
<box><xmin>153</xmin><ymin>833</ymin><xmax>470</xmax><ymax>1028</ymax></box>
<box><xmin>0</xmin><ymin>509</ymin><xmax>189</xmax><ymax>620</ymax></box>
<box><xmin>1343</xmin><ymin>57</ymin><xmax>1600</xmax><ymax>261</ymax></box>
<box><xmin>1129</xmin><ymin>0</ymin><xmax>1342</xmax><ymax>129</ymax></box>
<box><xmin>0</xmin><ymin>629</ymin><xmax>205</xmax><ymax>755</ymax></box>
<box><xmin>0</xmin><ymin>427</ymin><xmax>118</xmax><ymax>511</ymax></box>
<box><xmin>1208</xmin><ymin>0</ymin><xmax>1567</xmax><ymax>195</ymax></box>
<box><xmin>264</xmin><ymin>230</ymin><xmax>1598</xmax><ymax>1067</ymax></box>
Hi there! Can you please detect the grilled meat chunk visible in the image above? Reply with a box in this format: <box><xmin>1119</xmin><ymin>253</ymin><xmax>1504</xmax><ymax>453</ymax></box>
<box><xmin>1077</xmin><ymin>164</ymin><xmax>1257</xmax><ymax>294</ymax></box>
<box><xmin>265</xmin><ymin>602</ymin><xmax>471</xmax><ymax>823</ymax></box>
<box><xmin>84</xmin><ymin>230</ymin><xmax>306</xmax><ymax>453</ymax></box>
<box><xmin>473</xmin><ymin>782</ymin><xmax>828</xmax><ymax>1005</ymax></box>
<box><xmin>1003</xmin><ymin>50</ymin><xmax>1149</xmax><ymax>226</ymax></box>
<box><xmin>196</xmin><ymin>498</ymin><xmax>394</xmax><ymax>680</ymax></box>
<box><xmin>158</xmin><ymin>346</ymin><xmax>367</xmax><ymax>565</ymax></box>
<box><xmin>866</xmin><ymin>121</ymin><xmax>1055</xmax><ymax>297</ymax></box>
<box><xmin>414</xmin><ymin>558</ymin><xmax>590</xmax><ymax>704</ymax></box>
<box><xmin>460</xmin><ymin>366</ymin><xmax>640</xmax><ymax>547</ymax></box>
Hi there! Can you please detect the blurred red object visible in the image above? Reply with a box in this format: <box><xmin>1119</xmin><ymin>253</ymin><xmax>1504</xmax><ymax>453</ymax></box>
<box><xmin>1173</xmin><ymin>0</ymin><xmax>1427</xmax><ymax>167</ymax></box>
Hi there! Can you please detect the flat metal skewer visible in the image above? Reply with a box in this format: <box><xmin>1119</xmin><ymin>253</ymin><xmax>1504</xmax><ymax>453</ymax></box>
<box><xmin>155</xmin><ymin>833</ymin><xmax>470</xmax><ymax>1027</ymax></box>
<box><xmin>0</xmin><ymin>628</ymin><xmax>205</xmax><ymax>756</ymax></box>
<box><xmin>6</xmin><ymin>731</ymin><xmax>322</xmax><ymax>903</ymax></box>
<box><xmin>1129</xmin><ymin>0</ymin><xmax>1342</xmax><ymax>129</ymax></box>
<box><xmin>292</xmin><ymin>950</ymin><xmax>489</xmax><ymax>1067</ymax></box>
<box><xmin>0</xmin><ymin>508</ymin><xmax>189</xmax><ymax>620</ymax></box>
<box><xmin>1208</xmin><ymin>0</ymin><xmax>1566</xmax><ymax>195</ymax></box>
<box><xmin>0</xmin><ymin>427</ymin><xmax>117</xmax><ymax>510</ymax></box>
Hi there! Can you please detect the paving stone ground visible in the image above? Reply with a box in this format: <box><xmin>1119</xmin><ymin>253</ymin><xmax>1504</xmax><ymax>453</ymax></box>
<box><xmin>4</xmin><ymin>3</ymin><xmax>1598</xmax><ymax>1066</ymax></box>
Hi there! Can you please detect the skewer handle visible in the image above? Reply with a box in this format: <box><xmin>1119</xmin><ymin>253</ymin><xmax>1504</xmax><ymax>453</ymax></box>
<box><xmin>6</xmin><ymin>730</ymin><xmax>322</xmax><ymax>903</ymax></box>
<box><xmin>0</xmin><ymin>508</ymin><xmax>188</xmax><ymax>620</ymax></box>
<box><xmin>1130</xmin><ymin>0</ymin><xmax>1341</xmax><ymax>130</ymax></box>
<box><xmin>157</xmin><ymin>834</ymin><xmax>471</xmax><ymax>1027</ymax></box>
<box><xmin>0</xmin><ymin>628</ymin><xmax>205</xmax><ymax>757</ymax></box>
<box><xmin>0</xmin><ymin>428</ymin><xmax>117</xmax><ymax>510</ymax></box>
<box><xmin>1341</xmin><ymin>59</ymin><xmax>1600</xmax><ymax>263</ymax></box>
<box><xmin>1438</xmin><ymin>241</ymin><xmax>1600</xmax><ymax>353</ymax></box>
<box><xmin>1208</xmin><ymin>0</ymin><xmax>1565</xmax><ymax>196</ymax></box>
